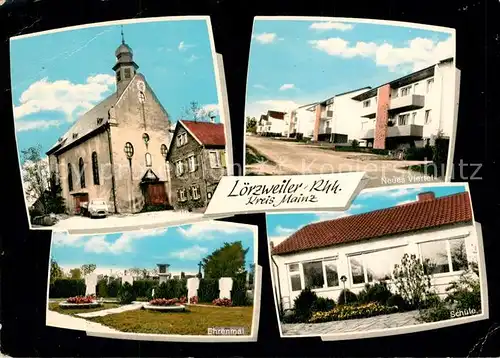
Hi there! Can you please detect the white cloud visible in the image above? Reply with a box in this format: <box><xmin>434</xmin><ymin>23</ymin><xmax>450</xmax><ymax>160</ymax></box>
<box><xmin>170</xmin><ymin>245</ymin><xmax>208</xmax><ymax>260</ymax></box>
<box><xmin>275</xmin><ymin>225</ymin><xmax>296</xmax><ymax>236</ymax></box>
<box><xmin>253</xmin><ymin>84</ymin><xmax>267</xmax><ymax>90</ymax></box>
<box><xmin>279</xmin><ymin>83</ymin><xmax>295</xmax><ymax>91</ymax></box>
<box><xmin>309</xmin><ymin>21</ymin><xmax>354</xmax><ymax>31</ymax></box>
<box><xmin>253</xmin><ymin>32</ymin><xmax>280</xmax><ymax>44</ymax></box>
<box><xmin>309</xmin><ymin>36</ymin><xmax>454</xmax><ymax>72</ymax></box>
<box><xmin>245</xmin><ymin>99</ymin><xmax>302</xmax><ymax>119</ymax></box>
<box><xmin>199</xmin><ymin>103</ymin><xmax>219</xmax><ymax>117</ymax></box>
<box><xmin>178</xmin><ymin>41</ymin><xmax>195</xmax><ymax>51</ymax></box>
<box><xmin>387</xmin><ymin>187</ymin><xmax>422</xmax><ymax>198</ymax></box>
<box><xmin>52</xmin><ymin>228</ymin><xmax>167</xmax><ymax>254</ymax></box>
<box><xmin>13</xmin><ymin>74</ymin><xmax>115</xmax><ymax>122</ymax></box>
<box><xmin>314</xmin><ymin>211</ymin><xmax>352</xmax><ymax>222</ymax></box>
<box><xmin>16</xmin><ymin>119</ymin><xmax>64</xmax><ymax>132</ymax></box>
<box><xmin>177</xmin><ymin>221</ymin><xmax>251</xmax><ymax>240</ymax></box>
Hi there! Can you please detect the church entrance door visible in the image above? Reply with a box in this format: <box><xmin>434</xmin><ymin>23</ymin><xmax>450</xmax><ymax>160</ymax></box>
<box><xmin>145</xmin><ymin>182</ymin><xmax>168</xmax><ymax>206</ymax></box>
<box><xmin>73</xmin><ymin>193</ymin><xmax>89</xmax><ymax>214</ymax></box>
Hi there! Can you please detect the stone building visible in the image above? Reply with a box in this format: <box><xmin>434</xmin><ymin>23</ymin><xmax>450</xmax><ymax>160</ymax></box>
<box><xmin>46</xmin><ymin>32</ymin><xmax>172</xmax><ymax>214</ymax></box>
<box><xmin>166</xmin><ymin>120</ymin><xmax>227</xmax><ymax>211</ymax></box>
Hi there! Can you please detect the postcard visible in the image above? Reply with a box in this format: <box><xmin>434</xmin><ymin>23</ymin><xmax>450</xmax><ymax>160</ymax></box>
<box><xmin>266</xmin><ymin>183</ymin><xmax>488</xmax><ymax>340</ymax></box>
<box><xmin>46</xmin><ymin>220</ymin><xmax>260</xmax><ymax>342</ymax></box>
<box><xmin>11</xmin><ymin>16</ymin><xmax>232</xmax><ymax>234</ymax></box>
<box><xmin>244</xmin><ymin>17</ymin><xmax>461</xmax><ymax>189</ymax></box>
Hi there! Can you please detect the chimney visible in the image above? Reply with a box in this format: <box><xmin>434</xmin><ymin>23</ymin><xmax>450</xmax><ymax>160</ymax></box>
<box><xmin>417</xmin><ymin>192</ymin><xmax>435</xmax><ymax>202</ymax></box>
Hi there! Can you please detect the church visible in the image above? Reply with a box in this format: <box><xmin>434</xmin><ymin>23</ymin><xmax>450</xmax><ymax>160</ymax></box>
<box><xmin>46</xmin><ymin>30</ymin><xmax>173</xmax><ymax>214</ymax></box>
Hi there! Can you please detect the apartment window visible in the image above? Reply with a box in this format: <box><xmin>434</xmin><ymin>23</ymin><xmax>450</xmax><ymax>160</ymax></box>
<box><xmin>209</xmin><ymin>151</ymin><xmax>222</xmax><ymax>168</ymax></box>
<box><xmin>178</xmin><ymin>188</ymin><xmax>187</xmax><ymax>202</ymax></box>
<box><xmin>349</xmin><ymin>246</ymin><xmax>406</xmax><ymax>285</ymax></box>
<box><xmin>412</xmin><ymin>112</ymin><xmax>417</xmax><ymax>124</ymax></box>
<box><xmin>188</xmin><ymin>154</ymin><xmax>197</xmax><ymax>172</ymax></box>
<box><xmin>145</xmin><ymin>152</ymin><xmax>152</xmax><ymax>167</ymax></box>
<box><xmin>288</xmin><ymin>264</ymin><xmax>302</xmax><ymax>292</ymax></box>
<box><xmin>419</xmin><ymin>237</ymin><xmax>468</xmax><ymax>275</ymax></box>
<box><xmin>398</xmin><ymin>113</ymin><xmax>410</xmax><ymax>125</ymax></box>
<box><xmin>124</xmin><ymin>68</ymin><xmax>131</xmax><ymax>79</ymax></box>
<box><xmin>414</xmin><ymin>83</ymin><xmax>420</xmax><ymax>94</ymax></box>
<box><xmin>363</xmin><ymin>99</ymin><xmax>371</xmax><ymax>108</ymax></box>
<box><xmin>78</xmin><ymin>157</ymin><xmax>85</xmax><ymax>189</ymax></box>
<box><xmin>67</xmin><ymin>163</ymin><xmax>73</xmax><ymax>192</ymax></box>
<box><xmin>426</xmin><ymin>78</ymin><xmax>434</xmax><ymax>93</ymax></box>
<box><xmin>400</xmin><ymin>86</ymin><xmax>411</xmax><ymax>97</ymax></box>
<box><xmin>425</xmin><ymin>109</ymin><xmax>432</xmax><ymax>124</ymax></box>
<box><xmin>175</xmin><ymin>160</ymin><xmax>184</xmax><ymax>176</ymax></box>
<box><xmin>91</xmin><ymin>151</ymin><xmax>100</xmax><ymax>185</ymax></box>
<box><xmin>191</xmin><ymin>185</ymin><xmax>201</xmax><ymax>200</ymax></box>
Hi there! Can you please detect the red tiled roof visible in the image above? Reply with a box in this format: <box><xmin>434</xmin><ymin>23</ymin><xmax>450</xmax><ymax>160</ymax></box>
<box><xmin>272</xmin><ymin>192</ymin><xmax>473</xmax><ymax>256</ymax></box>
<box><xmin>180</xmin><ymin>120</ymin><xmax>226</xmax><ymax>146</ymax></box>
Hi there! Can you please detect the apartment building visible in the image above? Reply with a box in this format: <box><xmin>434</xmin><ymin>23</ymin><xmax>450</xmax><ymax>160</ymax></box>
<box><xmin>256</xmin><ymin>110</ymin><xmax>286</xmax><ymax>135</ymax></box>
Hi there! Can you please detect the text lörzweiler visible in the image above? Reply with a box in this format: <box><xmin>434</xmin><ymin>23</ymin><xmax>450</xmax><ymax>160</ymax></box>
<box><xmin>227</xmin><ymin>178</ymin><xmax>342</xmax><ymax>208</ymax></box>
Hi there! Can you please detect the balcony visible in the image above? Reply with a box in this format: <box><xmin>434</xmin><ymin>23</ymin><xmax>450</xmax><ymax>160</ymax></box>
<box><xmin>361</xmin><ymin>124</ymin><xmax>424</xmax><ymax>140</ymax></box>
<box><xmin>360</xmin><ymin>105</ymin><xmax>376</xmax><ymax>119</ymax></box>
<box><xmin>389</xmin><ymin>94</ymin><xmax>425</xmax><ymax>113</ymax></box>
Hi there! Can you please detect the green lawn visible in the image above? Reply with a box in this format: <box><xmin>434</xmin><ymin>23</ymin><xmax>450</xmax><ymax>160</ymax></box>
<box><xmin>48</xmin><ymin>302</ymin><xmax>121</xmax><ymax>315</ymax></box>
<box><xmin>88</xmin><ymin>305</ymin><xmax>254</xmax><ymax>335</ymax></box>
<box><xmin>245</xmin><ymin>145</ymin><xmax>275</xmax><ymax>165</ymax></box>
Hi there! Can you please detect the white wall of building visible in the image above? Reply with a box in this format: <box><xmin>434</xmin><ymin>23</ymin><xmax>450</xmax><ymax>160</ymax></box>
<box><xmin>295</xmin><ymin>106</ymin><xmax>316</xmax><ymax>138</ymax></box>
<box><xmin>331</xmin><ymin>88</ymin><xmax>372</xmax><ymax>141</ymax></box>
<box><xmin>272</xmin><ymin>223</ymin><xmax>478</xmax><ymax>310</ymax></box>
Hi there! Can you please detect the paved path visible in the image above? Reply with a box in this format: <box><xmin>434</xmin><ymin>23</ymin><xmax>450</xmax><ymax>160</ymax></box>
<box><xmin>46</xmin><ymin>310</ymin><xmax>121</xmax><ymax>333</ymax></box>
<box><xmin>281</xmin><ymin>311</ymin><xmax>420</xmax><ymax>336</ymax></box>
<box><xmin>76</xmin><ymin>303</ymin><xmax>143</xmax><ymax>318</ymax></box>
<box><xmin>44</xmin><ymin>210</ymin><xmax>203</xmax><ymax>234</ymax></box>
<box><xmin>246</xmin><ymin>136</ymin><xmax>440</xmax><ymax>188</ymax></box>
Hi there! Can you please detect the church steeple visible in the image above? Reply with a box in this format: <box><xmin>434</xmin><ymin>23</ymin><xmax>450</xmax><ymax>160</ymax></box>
<box><xmin>113</xmin><ymin>25</ymin><xmax>139</xmax><ymax>96</ymax></box>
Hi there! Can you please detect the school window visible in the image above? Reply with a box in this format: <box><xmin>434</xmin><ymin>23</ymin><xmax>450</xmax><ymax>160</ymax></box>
<box><xmin>209</xmin><ymin>151</ymin><xmax>221</xmax><ymax>168</ymax></box>
<box><xmin>398</xmin><ymin>113</ymin><xmax>410</xmax><ymax>125</ymax></box>
<box><xmin>288</xmin><ymin>259</ymin><xmax>340</xmax><ymax>292</ymax></box>
<box><xmin>426</xmin><ymin>78</ymin><xmax>434</xmax><ymax>93</ymax></box>
<box><xmin>419</xmin><ymin>237</ymin><xmax>468</xmax><ymax>275</ymax></box>
<box><xmin>175</xmin><ymin>161</ymin><xmax>184</xmax><ymax>176</ymax></box>
<box><xmin>288</xmin><ymin>264</ymin><xmax>302</xmax><ymax>292</ymax></box>
<box><xmin>425</xmin><ymin>109</ymin><xmax>432</xmax><ymax>124</ymax></box>
<box><xmin>188</xmin><ymin>155</ymin><xmax>197</xmax><ymax>172</ymax></box>
<box><xmin>363</xmin><ymin>99</ymin><xmax>371</xmax><ymax>108</ymax></box>
<box><xmin>348</xmin><ymin>246</ymin><xmax>406</xmax><ymax>285</ymax></box>
<box><xmin>191</xmin><ymin>186</ymin><xmax>201</xmax><ymax>200</ymax></box>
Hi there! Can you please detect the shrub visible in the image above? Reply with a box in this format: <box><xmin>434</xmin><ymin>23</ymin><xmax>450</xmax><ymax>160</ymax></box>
<box><xmin>149</xmin><ymin>298</ymin><xmax>180</xmax><ymax>306</ymax></box>
<box><xmin>313</xmin><ymin>297</ymin><xmax>336</xmax><ymax>312</ymax></box>
<box><xmin>404</xmin><ymin>146</ymin><xmax>434</xmax><ymax>161</ymax></box>
<box><xmin>132</xmin><ymin>279</ymin><xmax>157</xmax><ymax>298</ymax></box>
<box><xmin>393</xmin><ymin>253</ymin><xmax>432</xmax><ymax>309</ymax></box>
<box><xmin>49</xmin><ymin>278</ymin><xmax>85</xmax><ymax>298</ymax></box>
<box><xmin>189</xmin><ymin>296</ymin><xmax>199</xmax><ymax>304</ymax></box>
<box><xmin>310</xmin><ymin>302</ymin><xmax>398</xmax><ymax>323</ymax></box>
<box><xmin>351</xmin><ymin>139</ymin><xmax>359</xmax><ymax>149</ymax></box>
<box><xmin>371</xmin><ymin>148</ymin><xmax>390</xmax><ymax>155</ymax></box>
<box><xmin>198</xmin><ymin>279</ymin><xmax>219</xmax><ymax>303</ymax></box>
<box><xmin>231</xmin><ymin>273</ymin><xmax>250</xmax><ymax>306</ymax></box>
<box><xmin>418</xmin><ymin>300</ymin><xmax>452</xmax><ymax>323</ymax></box>
<box><xmin>281</xmin><ymin>311</ymin><xmax>299</xmax><ymax>324</ymax></box>
<box><xmin>386</xmin><ymin>294</ymin><xmax>409</xmax><ymax>311</ymax></box>
<box><xmin>66</xmin><ymin>295</ymin><xmax>95</xmax><ymax>304</ymax></box>
<box><xmin>96</xmin><ymin>279</ymin><xmax>108</xmax><ymax>298</ymax></box>
<box><xmin>155</xmin><ymin>280</ymin><xmax>185</xmax><ymax>299</ymax></box>
<box><xmin>337</xmin><ymin>289</ymin><xmax>358</xmax><ymax>305</ymax></box>
<box><xmin>107</xmin><ymin>277</ymin><xmax>121</xmax><ymax>298</ymax></box>
<box><xmin>293</xmin><ymin>288</ymin><xmax>318</xmax><ymax>322</ymax></box>
<box><xmin>118</xmin><ymin>282</ymin><xmax>136</xmax><ymax>304</ymax></box>
<box><xmin>420</xmin><ymin>292</ymin><xmax>442</xmax><ymax>309</ymax></box>
<box><xmin>357</xmin><ymin>282</ymin><xmax>392</xmax><ymax>305</ymax></box>
<box><xmin>213</xmin><ymin>298</ymin><xmax>233</xmax><ymax>307</ymax></box>
<box><xmin>432</xmin><ymin>131</ymin><xmax>449</xmax><ymax>177</ymax></box>
<box><xmin>445</xmin><ymin>269</ymin><xmax>481</xmax><ymax>312</ymax></box>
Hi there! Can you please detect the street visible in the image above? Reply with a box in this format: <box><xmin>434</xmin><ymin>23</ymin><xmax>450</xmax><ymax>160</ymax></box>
<box><xmin>245</xmin><ymin>135</ymin><xmax>441</xmax><ymax>188</ymax></box>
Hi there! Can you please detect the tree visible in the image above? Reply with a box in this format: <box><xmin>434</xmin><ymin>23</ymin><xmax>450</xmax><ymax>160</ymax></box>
<box><xmin>393</xmin><ymin>253</ymin><xmax>432</xmax><ymax>309</ymax></box>
<box><xmin>128</xmin><ymin>267</ymin><xmax>142</xmax><ymax>277</ymax></box>
<box><xmin>70</xmin><ymin>268</ymin><xmax>82</xmax><ymax>280</ymax></box>
<box><xmin>246</xmin><ymin>116</ymin><xmax>257</xmax><ymax>134</ymax></box>
<box><xmin>179</xmin><ymin>101</ymin><xmax>215</xmax><ymax>122</ymax></box>
<box><xmin>202</xmin><ymin>241</ymin><xmax>249</xmax><ymax>279</ymax></box>
<box><xmin>248</xmin><ymin>263</ymin><xmax>256</xmax><ymax>287</ymax></box>
<box><xmin>141</xmin><ymin>268</ymin><xmax>149</xmax><ymax>279</ymax></box>
<box><xmin>81</xmin><ymin>264</ymin><xmax>97</xmax><ymax>276</ymax></box>
<box><xmin>50</xmin><ymin>258</ymin><xmax>64</xmax><ymax>284</ymax></box>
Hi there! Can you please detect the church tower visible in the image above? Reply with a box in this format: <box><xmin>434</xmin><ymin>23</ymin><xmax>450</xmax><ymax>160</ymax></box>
<box><xmin>113</xmin><ymin>26</ymin><xmax>139</xmax><ymax>96</ymax></box>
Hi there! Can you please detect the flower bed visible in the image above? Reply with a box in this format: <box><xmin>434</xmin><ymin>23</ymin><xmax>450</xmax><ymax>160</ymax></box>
<box><xmin>66</xmin><ymin>295</ymin><xmax>95</xmax><ymax>304</ymax></box>
<box><xmin>309</xmin><ymin>303</ymin><xmax>398</xmax><ymax>323</ymax></box>
<box><xmin>189</xmin><ymin>296</ymin><xmax>199</xmax><ymax>304</ymax></box>
<box><xmin>213</xmin><ymin>298</ymin><xmax>233</xmax><ymax>307</ymax></box>
<box><xmin>149</xmin><ymin>298</ymin><xmax>182</xmax><ymax>306</ymax></box>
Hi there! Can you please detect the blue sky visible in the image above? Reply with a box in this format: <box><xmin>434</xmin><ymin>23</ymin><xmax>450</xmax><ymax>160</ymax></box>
<box><xmin>245</xmin><ymin>19</ymin><xmax>454</xmax><ymax>118</ymax></box>
<box><xmin>10</xmin><ymin>19</ymin><xmax>220</xmax><ymax>161</ymax></box>
<box><xmin>51</xmin><ymin>220</ymin><xmax>255</xmax><ymax>275</ymax></box>
<box><xmin>267</xmin><ymin>184</ymin><xmax>467</xmax><ymax>240</ymax></box>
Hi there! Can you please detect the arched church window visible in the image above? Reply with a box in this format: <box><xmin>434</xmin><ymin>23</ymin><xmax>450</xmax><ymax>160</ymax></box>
<box><xmin>124</xmin><ymin>68</ymin><xmax>131</xmax><ymax>79</ymax></box>
<box><xmin>92</xmin><ymin>152</ymin><xmax>100</xmax><ymax>185</ymax></box>
<box><xmin>160</xmin><ymin>144</ymin><xmax>168</xmax><ymax>158</ymax></box>
<box><xmin>78</xmin><ymin>157</ymin><xmax>85</xmax><ymax>189</ymax></box>
<box><xmin>145</xmin><ymin>152</ymin><xmax>152</xmax><ymax>167</ymax></box>
<box><xmin>67</xmin><ymin>163</ymin><xmax>73</xmax><ymax>192</ymax></box>
<box><xmin>124</xmin><ymin>142</ymin><xmax>134</xmax><ymax>159</ymax></box>
<box><xmin>142</xmin><ymin>133</ymin><xmax>150</xmax><ymax>146</ymax></box>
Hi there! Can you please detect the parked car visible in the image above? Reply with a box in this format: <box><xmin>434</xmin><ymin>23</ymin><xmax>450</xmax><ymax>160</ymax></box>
<box><xmin>86</xmin><ymin>199</ymin><xmax>109</xmax><ymax>218</ymax></box>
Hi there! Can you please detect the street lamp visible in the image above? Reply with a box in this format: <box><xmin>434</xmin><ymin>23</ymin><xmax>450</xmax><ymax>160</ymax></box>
<box><xmin>340</xmin><ymin>275</ymin><xmax>347</xmax><ymax>303</ymax></box>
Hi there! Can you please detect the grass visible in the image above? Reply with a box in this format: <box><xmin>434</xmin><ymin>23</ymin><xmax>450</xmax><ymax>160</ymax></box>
<box><xmin>87</xmin><ymin>305</ymin><xmax>254</xmax><ymax>335</ymax></box>
<box><xmin>245</xmin><ymin>145</ymin><xmax>275</xmax><ymax>165</ymax></box>
<box><xmin>48</xmin><ymin>302</ymin><xmax>121</xmax><ymax>315</ymax></box>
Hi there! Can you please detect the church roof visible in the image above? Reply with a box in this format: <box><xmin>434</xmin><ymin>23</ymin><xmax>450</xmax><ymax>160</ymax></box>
<box><xmin>46</xmin><ymin>93</ymin><xmax>117</xmax><ymax>155</ymax></box>
<box><xmin>180</xmin><ymin>120</ymin><xmax>226</xmax><ymax>147</ymax></box>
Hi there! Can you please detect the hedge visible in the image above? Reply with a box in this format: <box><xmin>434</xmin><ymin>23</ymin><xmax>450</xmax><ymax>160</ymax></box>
<box><xmin>132</xmin><ymin>279</ymin><xmax>158</xmax><ymax>298</ymax></box>
<box><xmin>155</xmin><ymin>279</ymin><xmax>188</xmax><ymax>299</ymax></box>
<box><xmin>231</xmin><ymin>273</ymin><xmax>250</xmax><ymax>306</ymax></box>
<box><xmin>49</xmin><ymin>278</ymin><xmax>85</xmax><ymax>298</ymax></box>
<box><xmin>198</xmin><ymin>278</ymin><xmax>219</xmax><ymax>303</ymax></box>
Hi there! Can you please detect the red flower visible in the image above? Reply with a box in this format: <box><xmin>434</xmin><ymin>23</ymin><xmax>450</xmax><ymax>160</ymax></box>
<box><xmin>66</xmin><ymin>295</ymin><xmax>95</xmax><ymax>304</ymax></box>
<box><xmin>189</xmin><ymin>296</ymin><xmax>199</xmax><ymax>304</ymax></box>
<box><xmin>212</xmin><ymin>298</ymin><xmax>232</xmax><ymax>307</ymax></box>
